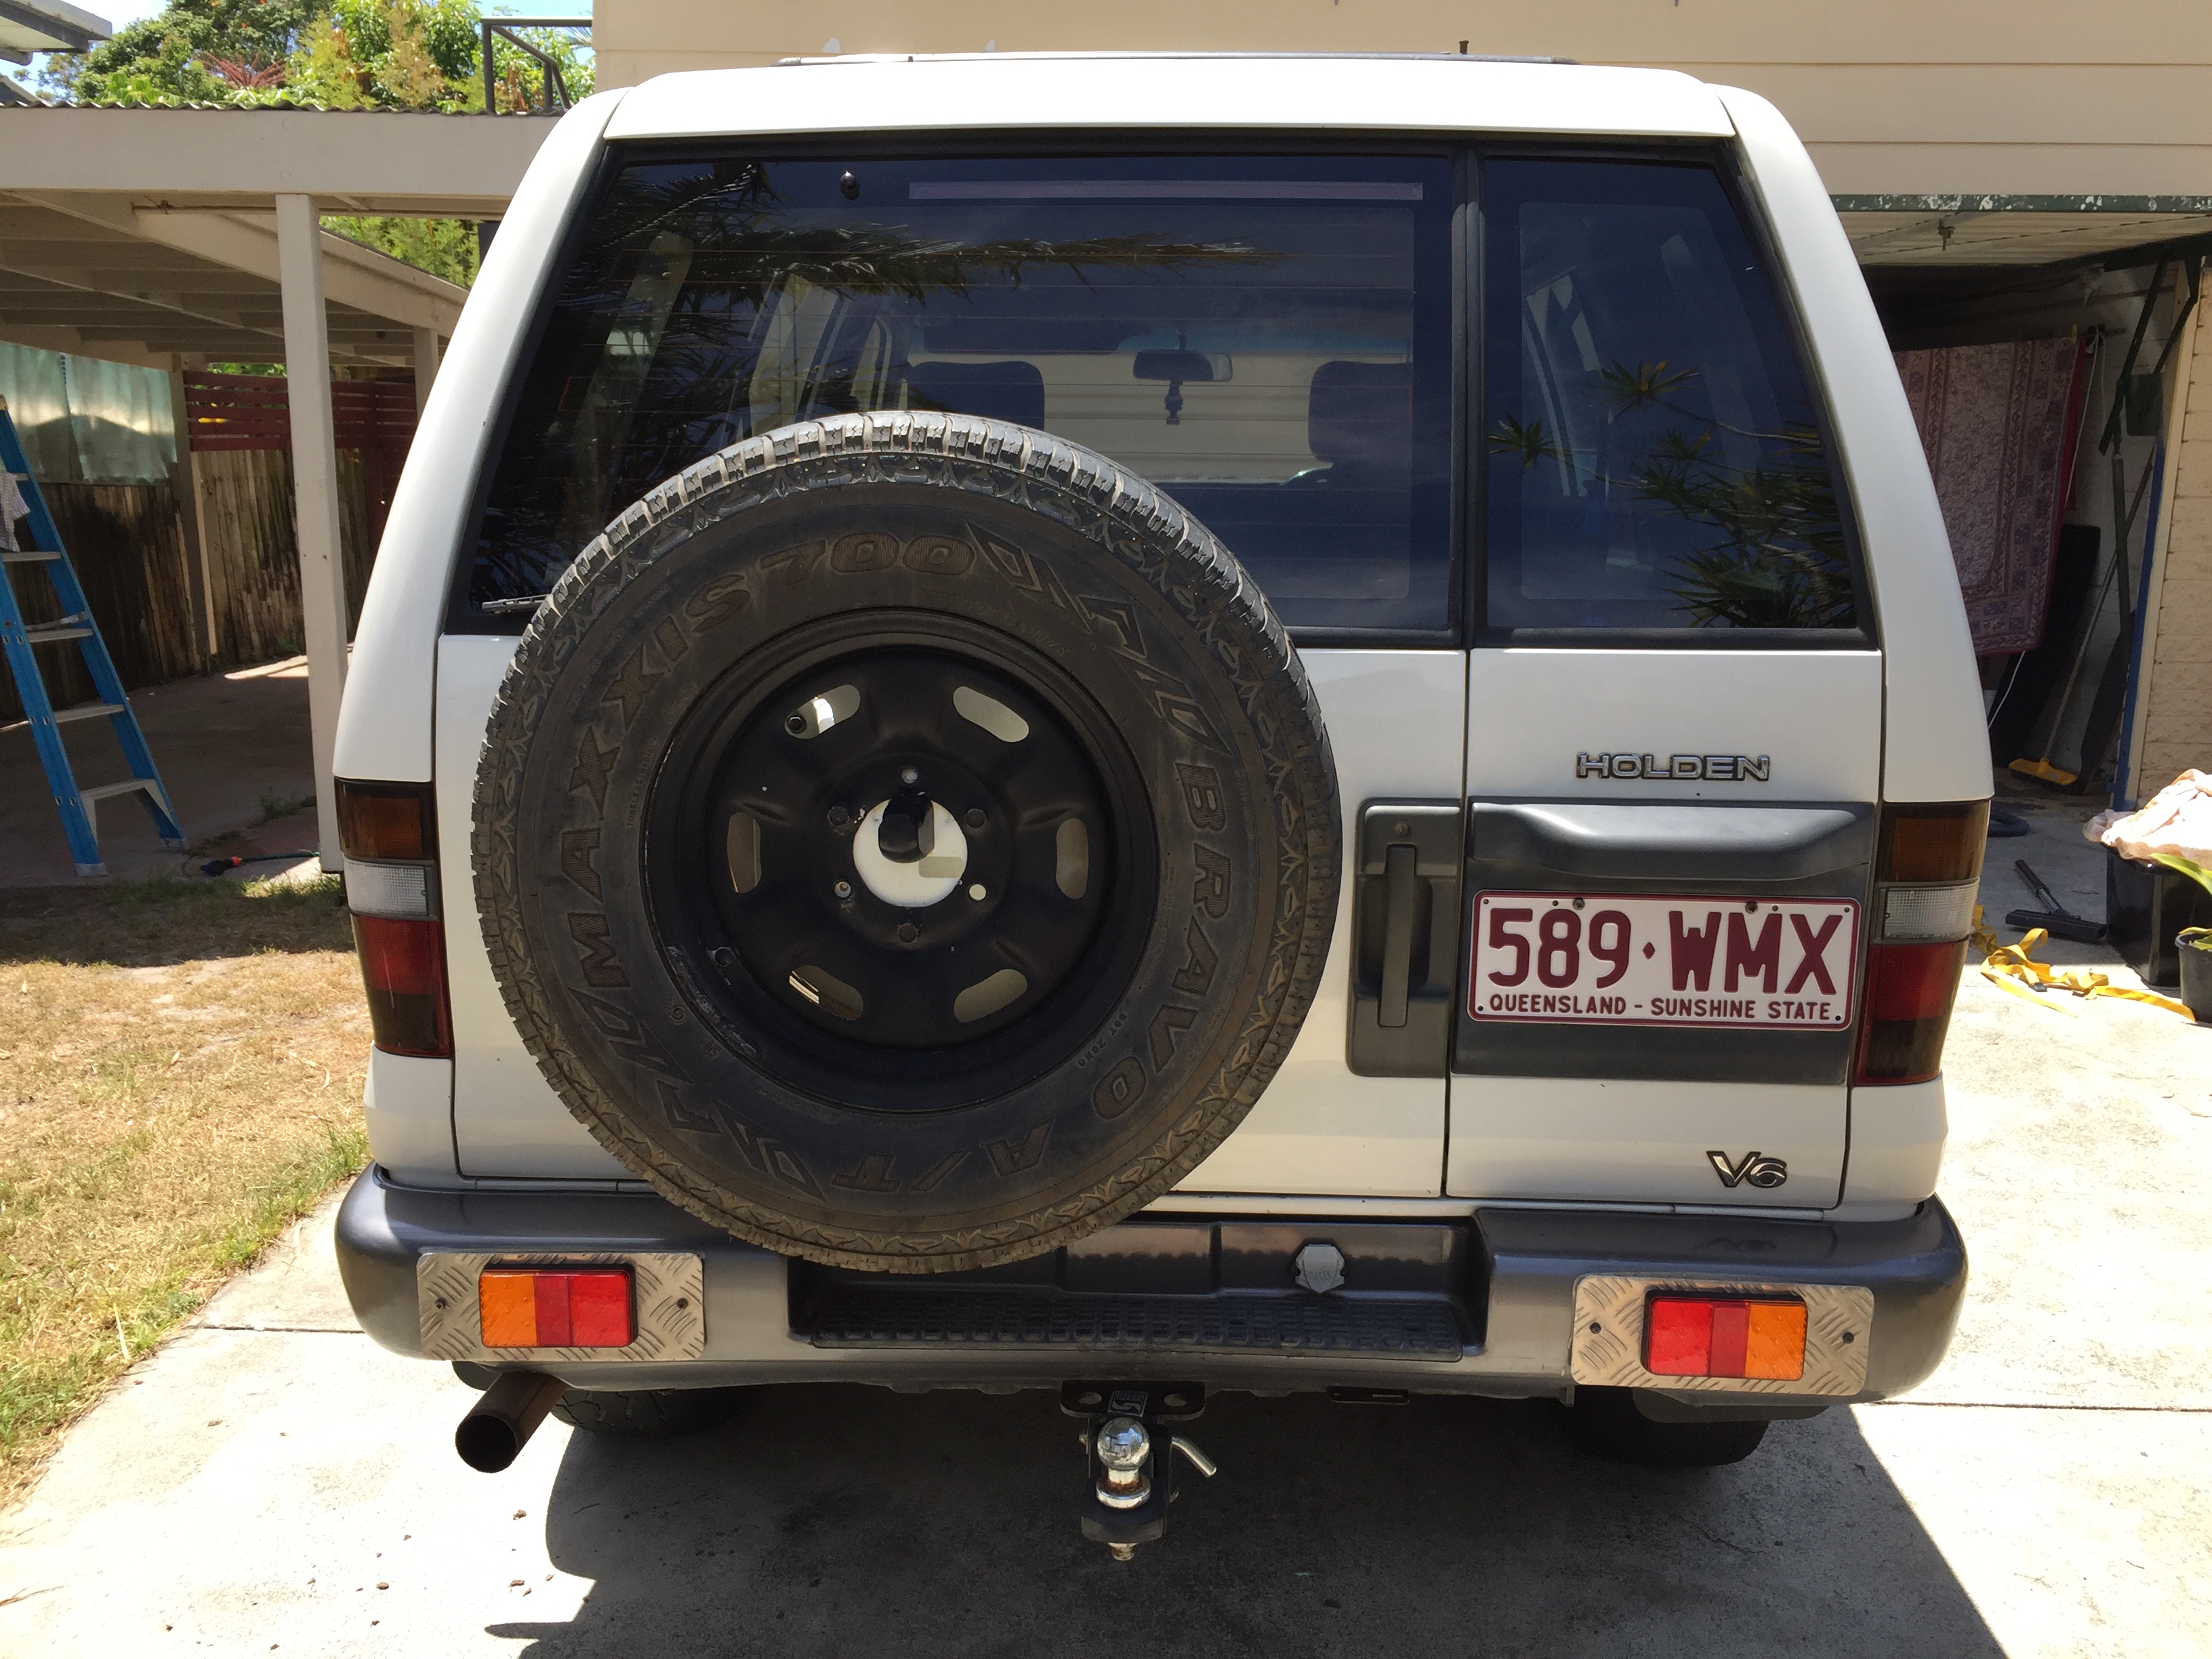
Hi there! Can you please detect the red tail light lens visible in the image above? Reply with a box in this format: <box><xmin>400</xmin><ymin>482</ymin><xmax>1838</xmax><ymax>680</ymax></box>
<box><xmin>1856</xmin><ymin>939</ymin><xmax>1965</xmax><ymax>1084</ymax></box>
<box><xmin>353</xmin><ymin>914</ymin><xmax>451</xmax><ymax>1057</ymax></box>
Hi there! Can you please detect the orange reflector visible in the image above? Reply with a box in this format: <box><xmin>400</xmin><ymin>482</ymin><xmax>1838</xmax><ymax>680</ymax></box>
<box><xmin>478</xmin><ymin>1267</ymin><xmax>634</xmax><ymax>1349</ymax></box>
<box><xmin>1645</xmin><ymin>1294</ymin><xmax>1806</xmax><ymax>1380</ymax></box>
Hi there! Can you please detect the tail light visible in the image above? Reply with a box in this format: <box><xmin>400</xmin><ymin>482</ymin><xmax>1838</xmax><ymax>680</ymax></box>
<box><xmin>479</xmin><ymin>1267</ymin><xmax>635</xmax><ymax>1349</ymax></box>
<box><xmin>1645</xmin><ymin>1292</ymin><xmax>1807</xmax><ymax>1381</ymax></box>
<box><xmin>338</xmin><ymin>779</ymin><xmax>450</xmax><ymax>1059</ymax></box>
<box><xmin>1857</xmin><ymin>800</ymin><xmax>1986</xmax><ymax>1085</ymax></box>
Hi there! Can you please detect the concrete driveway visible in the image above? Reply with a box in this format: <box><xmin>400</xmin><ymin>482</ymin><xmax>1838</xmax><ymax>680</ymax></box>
<box><xmin>3</xmin><ymin>801</ymin><xmax>2208</xmax><ymax>1658</ymax></box>
<box><xmin>0</xmin><ymin>656</ymin><xmax>317</xmax><ymax>887</ymax></box>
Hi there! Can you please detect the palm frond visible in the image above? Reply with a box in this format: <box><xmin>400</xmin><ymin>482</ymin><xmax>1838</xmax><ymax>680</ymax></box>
<box><xmin>1489</xmin><ymin>414</ymin><xmax>1564</xmax><ymax>471</ymax></box>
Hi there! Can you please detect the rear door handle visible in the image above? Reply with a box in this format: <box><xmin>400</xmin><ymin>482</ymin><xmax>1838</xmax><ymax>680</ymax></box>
<box><xmin>1379</xmin><ymin>843</ymin><xmax>1419</xmax><ymax>1028</ymax></box>
<box><xmin>1349</xmin><ymin>801</ymin><xmax>1463</xmax><ymax>1077</ymax></box>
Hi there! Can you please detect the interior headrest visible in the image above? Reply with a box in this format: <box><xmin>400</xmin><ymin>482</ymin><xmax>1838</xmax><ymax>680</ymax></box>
<box><xmin>905</xmin><ymin>360</ymin><xmax>1046</xmax><ymax>431</ymax></box>
<box><xmin>1307</xmin><ymin>361</ymin><xmax>1412</xmax><ymax>472</ymax></box>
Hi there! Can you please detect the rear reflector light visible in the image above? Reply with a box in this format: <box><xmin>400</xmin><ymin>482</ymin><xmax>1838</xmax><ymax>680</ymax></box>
<box><xmin>479</xmin><ymin>1267</ymin><xmax>636</xmax><ymax>1349</ymax></box>
<box><xmin>1856</xmin><ymin>939</ymin><xmax>1966</xmax><ymax>1084</ymax></box>
<box><xmin>1879</xmin><ymin>882</ymin><xmax>1978</xmax><ymax>943</ymax></box>
<box><xmin>344</xmin><ymin>858</ymin><xmax>434</xmax><ymax>920</ymax></box>
<box><xmin>352</xmin><ymin>914</ymin><xmax>451</xmax><ymax>1057</ymax></box>
<box><xmin>1645</xmin><ymin>1294</ymin><xmax>1807</xmax><ymax>1380</ymax></box>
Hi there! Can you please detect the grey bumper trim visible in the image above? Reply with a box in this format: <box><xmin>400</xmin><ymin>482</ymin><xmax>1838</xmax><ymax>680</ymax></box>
<box><xmin>335</xmin><ymin>1168</ymin><xmax>1964</xmax><ymax>1400</ymax></box>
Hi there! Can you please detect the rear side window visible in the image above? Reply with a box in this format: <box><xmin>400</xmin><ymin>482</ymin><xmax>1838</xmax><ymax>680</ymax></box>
<box><xmin>463</xmin><ymin>154</ymin><xmax>1454</xmax><ymax>636</ymax></box>
<box><xmin>1480</xmin><ymin>158</ymin><xmax>1856</xmax><ymax>634</ymax></box>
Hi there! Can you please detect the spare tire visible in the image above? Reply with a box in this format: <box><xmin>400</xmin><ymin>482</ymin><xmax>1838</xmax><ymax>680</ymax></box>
<box><xmin>474</xmin><ymin>413</ymin><xmax>1338</xmax><ymax>1272</ymax></box>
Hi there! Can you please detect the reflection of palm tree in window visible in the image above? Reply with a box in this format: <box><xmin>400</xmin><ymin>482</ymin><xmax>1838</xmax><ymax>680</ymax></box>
<box><xmin>1489</xmin><ymin>358</ymin><xmax>1849</xmax><ymax>630</ymax></box>
<box><xmin>535</xmin><ymin>161</ymin><xmax>1277</xmax><ymax>577</ymax></box>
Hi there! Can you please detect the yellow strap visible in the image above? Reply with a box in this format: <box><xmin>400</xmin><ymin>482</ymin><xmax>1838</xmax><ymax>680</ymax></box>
<box><xmin>1978</xmin><ymin>964</ymin><xmax>2079</xmax><ymax>1017</ymax></box>
<box><xmin>1980</xmin><ymin>926</ymin><xmax>2196</xmax><ymax>1019</ymax></box>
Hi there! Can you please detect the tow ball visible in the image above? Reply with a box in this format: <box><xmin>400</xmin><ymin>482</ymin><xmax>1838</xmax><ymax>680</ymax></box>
<box><xmin>1061</xmin><ymin>1380</ymin><xmax>1217</xmax><ymax>1561</ymax></box>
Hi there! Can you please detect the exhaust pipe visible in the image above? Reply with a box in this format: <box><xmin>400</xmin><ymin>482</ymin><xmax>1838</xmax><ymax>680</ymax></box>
<box><xmin>455</xmin><ymin>1370</ymin><xmax>567</xmax><ymax>1473</ymax></box>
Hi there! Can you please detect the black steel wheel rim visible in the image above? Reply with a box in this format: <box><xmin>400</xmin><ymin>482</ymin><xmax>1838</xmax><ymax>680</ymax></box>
<box><xmin>644</xmin><ymin>612</ymin><xmax>1159</xmax><ymax>1113</ymax></box>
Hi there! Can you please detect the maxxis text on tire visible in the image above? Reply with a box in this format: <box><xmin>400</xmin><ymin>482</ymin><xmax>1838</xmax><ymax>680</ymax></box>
<box><xmin>474</xmin><ymin>413</ymin><xmax>1340</xmax><ymax>1273</ymax></box>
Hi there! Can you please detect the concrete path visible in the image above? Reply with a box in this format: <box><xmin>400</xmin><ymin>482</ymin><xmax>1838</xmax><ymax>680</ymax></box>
<box><xmin>2</xmin><ymin>806</ymin><xmax>2207</xmax><ymax>1656</ymax></box>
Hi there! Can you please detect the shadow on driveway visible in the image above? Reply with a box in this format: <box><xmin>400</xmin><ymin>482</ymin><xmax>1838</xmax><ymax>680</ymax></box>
<box><xmin>489</xmin><ymin>1385</ymin><xmax>2000</xmax><ymax>1658</ymax></box>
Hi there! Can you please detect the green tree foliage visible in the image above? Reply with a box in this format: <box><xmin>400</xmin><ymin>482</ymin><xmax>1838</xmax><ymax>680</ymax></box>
<box><xmin>323</xmin><ymin>213</ymin><xmax>480</xmax><ymax>287</ymax></box>
<box><xmin>52</xmin><ymin>3</ymin><xmax>594</xmax><ymax>287</ymax></box>
<box><xmin>285</xmin><ymin>0</ymin><xmax>485</xmax><ymax>110</ymax></box>
<box><xmin>1488</xmin><ymin>359</ymin><xmax>1853</xmax><ymax>630</ymax></box>
<box><xmin>60</xmin><ymin>0</ymin><xmax>588</xmax><ymax>111</ymax></box>
<box><xmin>62</xmin><ymin>0</ymin><xmax>323</xmax><ymax>107</ymax></box>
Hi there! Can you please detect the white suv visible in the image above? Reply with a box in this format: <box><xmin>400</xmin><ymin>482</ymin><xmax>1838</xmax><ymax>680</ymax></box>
<box><xmin>331</xmin><ymin>54</ymin><xmax>1988</xmax><ymax>1551</ymax></box>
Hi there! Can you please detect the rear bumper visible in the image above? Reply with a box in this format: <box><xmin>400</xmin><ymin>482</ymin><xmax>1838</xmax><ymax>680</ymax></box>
<box><xmin>335</xmin><ymin>1167</ymin><xmax>1965</xmax><ymax>1405</ymax></box>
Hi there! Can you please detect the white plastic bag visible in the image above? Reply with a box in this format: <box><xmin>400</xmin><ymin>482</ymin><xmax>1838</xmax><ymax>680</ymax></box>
<box><xmin>2093</xmin><ymin>771</ymin><xmax>2212</xmax><ymax>881</ymax></box>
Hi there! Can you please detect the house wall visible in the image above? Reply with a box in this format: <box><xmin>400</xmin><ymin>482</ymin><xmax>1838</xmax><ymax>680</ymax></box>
<box><xmin>594</xmin><ymin>0</ymin><xmax>2212</xmax><ymax>196</ymax></box>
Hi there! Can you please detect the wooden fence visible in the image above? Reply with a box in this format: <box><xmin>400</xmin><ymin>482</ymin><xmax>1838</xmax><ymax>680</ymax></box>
<box><xmin>2</xmin><ymin>372</ymin><xmax>409</xmax><ymax>724</ymax></box>
<box><xmin>192</xmin><ymin>447</ymin><xmax>380</xmax><ymax>667</ymax></box>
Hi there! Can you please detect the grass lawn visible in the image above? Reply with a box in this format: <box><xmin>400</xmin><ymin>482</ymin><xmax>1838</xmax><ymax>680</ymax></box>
<box><xmin>0</xmin><ymin>874</ymin><xmax>369</xmax><ymax>1509</ymax></box>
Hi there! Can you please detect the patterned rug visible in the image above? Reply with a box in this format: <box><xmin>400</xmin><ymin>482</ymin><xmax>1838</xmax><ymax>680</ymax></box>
<box><xmin>1894</xmin><ymin>337</ymin><xmax>2091</xmax><ymax>654</ymax></box>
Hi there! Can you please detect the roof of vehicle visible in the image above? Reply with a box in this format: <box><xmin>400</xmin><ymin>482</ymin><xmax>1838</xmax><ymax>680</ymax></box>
<box><xmin>602</xmin><ymin>53</ymin><xmax>1738</xmax><ymax>144</ymax></box>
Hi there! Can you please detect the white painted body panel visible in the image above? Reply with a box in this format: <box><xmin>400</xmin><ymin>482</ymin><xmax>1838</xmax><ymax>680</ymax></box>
<box><xmin>1180</xmin><ymin>650</ymin><xmax>1465</xmax><ymax>1197</ymax></box>
<box><xmin>438</xmin><ymin>634</ymin><xmax>627</xmax><ymax>1179</ymax></box>
<box><xmin>1448</xmin><ymin>1077</ymin><xmax>1843</xmax><ymax>1208</ymax></box>
<box><xmin>1452</xmin><ymin>649</ymin><xmax>1883</xmax><ymax>1204</ymax></box>
<box><xmin>606</xmin><ymin>56</ymin><xmax>1735</xmax><ymax>144</ymax></box>
<box><xmin>363</xmin><ymin>1048</ymin><xmax>457</xmax><ymax>1184</ymax></box>
<box><xmin>1839</xmin><ymin>1076</ymin><xmax>1946</xmax><ymax>1218</ymax></box>
<box><xmin>1721</xmin><ymin>86</ymin><xmax>1991</xmax><ymax>806</ymax></box>
<box><xmin>1465</xmin><ymin>650</ymin><xmax>1884</xmax><ymax>802</ymax></box>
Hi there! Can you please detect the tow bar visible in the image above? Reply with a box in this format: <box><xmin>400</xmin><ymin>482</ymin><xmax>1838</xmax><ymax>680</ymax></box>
<box><xmin>1061</xmin><ymin>1380</ymin><xmax>1217</xmax><ymax>1561</ymax></box>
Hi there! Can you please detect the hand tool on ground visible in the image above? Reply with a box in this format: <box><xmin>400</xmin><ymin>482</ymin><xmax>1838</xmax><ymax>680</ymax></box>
<box><xmin>199</xmin><ymin>851</ymin><xmax>318</xmax><ymax>876</ymax></box>
<box><xmin>2004</xmin><ymin>858</ymin><xmax>2108</xmax><ymax>943</ymax></box>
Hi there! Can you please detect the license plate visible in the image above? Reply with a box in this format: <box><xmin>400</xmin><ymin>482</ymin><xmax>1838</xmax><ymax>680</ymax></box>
<box><xmin>1468</xmin><ymin>893</ymin><xmax>1860</xmax><ymax>1029</ymax></box>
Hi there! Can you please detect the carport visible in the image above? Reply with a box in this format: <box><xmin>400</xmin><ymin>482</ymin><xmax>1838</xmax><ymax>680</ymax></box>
<box><xmin>1830</xmin><ymin>194</ymin><xmax>2209</xmax><ymax>832</ymax></box>
<box><xmin>0</xmin><ymin>104</ymin><xmax>557</xmax><ymax>865</ymax></box>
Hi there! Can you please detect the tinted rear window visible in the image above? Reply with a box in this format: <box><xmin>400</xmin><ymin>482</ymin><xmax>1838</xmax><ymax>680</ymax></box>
<box><xmin>1480</xmin><ymin>158</ymin><xmax>1856</xmax><ymax>633</ymax></box>
<box><xmin>463</xmin><ymin>154</ymin><xmax>1454</xmax><ymax>635</ymax></box>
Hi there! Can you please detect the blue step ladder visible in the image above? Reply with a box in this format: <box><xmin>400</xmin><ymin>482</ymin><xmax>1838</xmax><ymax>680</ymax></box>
<box><xmin>0</xmin><ymin>396</ymin><xmax>184</xmax><ymax>876</ymax></box>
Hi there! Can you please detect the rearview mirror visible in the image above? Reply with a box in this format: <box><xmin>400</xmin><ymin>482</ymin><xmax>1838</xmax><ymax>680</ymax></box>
<box><xmin>1132</xmin><ymin>350</ymin><xmax>1229</xmax><ymax>384</ymax></box>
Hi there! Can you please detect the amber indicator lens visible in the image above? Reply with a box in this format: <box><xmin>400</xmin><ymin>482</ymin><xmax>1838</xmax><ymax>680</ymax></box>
<box><xmin>337</xmin><ymin>779</ymin><xmax>435</xmax><ymax>861</ymax></box>
<box><xmin>478</xmin><ymin>1268</ymin><xmax>634</xmax><ymax>1348</ymax></box>
<box><xmin>1856</xmin><ymin>939</ymin><xmax>1967</xmax><ymax>1084</ymax></box>
<box><xmin>1877</xmin><ymin>801</ymin><xmax>1988</xmax><ymax>884</ymax></box>
<box><xmin>1645</xmin><ymin>1294</ymin><xmax>1806</xmax><ymax>1381</ymax></box>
